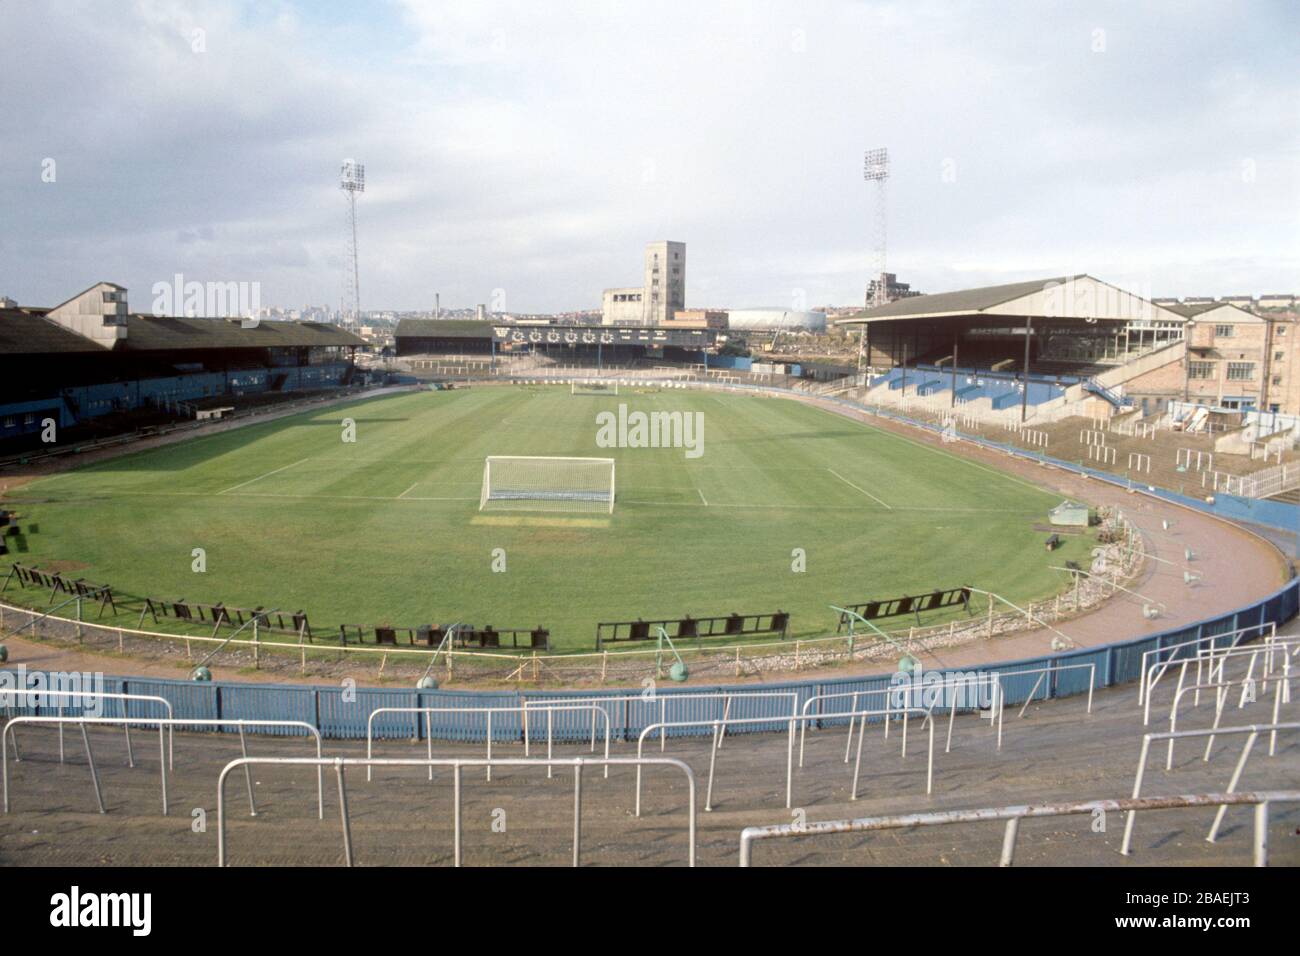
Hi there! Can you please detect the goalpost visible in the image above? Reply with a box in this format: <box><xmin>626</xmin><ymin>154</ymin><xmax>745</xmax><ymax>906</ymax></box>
<box><xmin>480</xmin><ymin>456</ymin><xmax>616</xmax><ymax>514</ymax></box>
<box><xmin>571</xmin><ymin>381</ymin><xmax>619</xmax><ymax>396</ymax></box>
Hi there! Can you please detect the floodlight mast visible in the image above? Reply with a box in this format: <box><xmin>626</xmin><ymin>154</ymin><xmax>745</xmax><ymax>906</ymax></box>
<box><xmin>863</xmin><ymin>147</ymin><xmax>889</xmax><ymax>308</ymax></box>
<box><xmin>340</xmin><ymin>159</ymin><xmax>365</xmax><ymax>328</ymax></box>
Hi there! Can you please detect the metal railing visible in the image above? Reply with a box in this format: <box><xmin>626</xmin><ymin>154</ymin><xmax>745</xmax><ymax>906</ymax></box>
<box><xmin>3</xmin><ymin>716</ymin><xmax>324</xmax><ymax>818</ymax></box>
<box><xmin>797</xmin><ymin>675</ymin><xmax>1002</xmax><ymax>767</ymax></box>
<box><xmin>738</xmin><ymin>790</ymin><xmax>1300</xmax><ymax>866</ymax></box>
<box><xmin>1121</xmin><ymin>722</ymin><xmax>1300</xmax><ymax>855</ymax></box>
<box><xmin>521</xmin><ymin>689</ymin><xmax>799</xmax><ymax>751</ymax></box>
<box><xmin>633</xmin><ymin>707</ymin><xmax>934</xmax><ymax>813</ymax></box>
<box><xmin>217</xmin><ymin>755</ymin><xmax>697</xmax><ymax>867</ymax></box>
<box><xmin>366</xmin><ymin>704</ymin><xmax>612</xmax><ymax>782</ymax></box>
<box><xmin>1166</xmin><ymin>674</ymin><xmax>1293</xmax><ymax>768</ymax></box>
<box><xmin>997</xmin><ymin>661</ymin><xmax>1097</xmax><ymax>717</ymax></box>
<box><xmin>1144</xmin><ymin>637</ymin><xmax>1300</xmax><ymax>721</ymax></box>
<box><xmin>1</xmin><ymin>688</ymin><xmax>174</xmax><ymax>768</ymax></box>
<box><xmin>1137</xmin><ymin>621</ymin><xmax>1278</xmax><ymax>709</ymax></box>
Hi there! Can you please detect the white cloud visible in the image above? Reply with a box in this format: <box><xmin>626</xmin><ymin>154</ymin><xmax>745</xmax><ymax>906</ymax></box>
<box><xmin>0</xmin><ymin>0</ymin><xmax>1295</xmax><ymax>312</ymax></box>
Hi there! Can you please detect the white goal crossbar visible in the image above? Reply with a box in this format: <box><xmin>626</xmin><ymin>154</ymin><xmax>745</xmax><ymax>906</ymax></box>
<box><xmin>480</xmin><ymin>456</ymin><xmax>616</xmax><ymax>514</ymax></box>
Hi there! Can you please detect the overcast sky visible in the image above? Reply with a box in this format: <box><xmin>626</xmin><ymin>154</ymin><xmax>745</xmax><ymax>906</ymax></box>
<box><xmin>1</xmin><ymin>0</ymin><xmax>1297</xmax><ymax>314</ymax></box>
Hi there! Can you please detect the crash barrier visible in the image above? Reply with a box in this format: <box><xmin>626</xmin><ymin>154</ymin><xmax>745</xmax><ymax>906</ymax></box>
<box><xmin>797</xmin><ymin>675</ymin><xmax>1003</xmax><ymax>766</ymax></box>
<box><xmin>0</xmin><ymin>688</ymin><xmax>174</xmax><ymax>767</ymax></box>
<box><xmin>1142</xmin><ymin>627</ymin><xmax>1297</xmax><ymax>723</ymax></box>
<box><xmin>366</xmin><ymin>704</ymin><xmax>612</xmax><ymax>782</ymax></box>
<box><xmin>2</xmin><ymin>716</ymin><xmax>324</xmax><ymax>818</ymax></box>
<box><xmin>633</xmin><ymin>707</ymin><xmax>935</xmax><ymax>813</ymax></box>
<box><xmin>217</xmin><ymin>755</ymin><xmax>697</xmax><ymax>867</ymax></box>
<box><xmin>522</xmin><ymin>690</ymin><xmax>798</xmax><ymax>752</ymax></box>
<box><xmin>1122</xmin><ymin>722</ymin><xmax>1300</xmax><ymax>854</ymax></box>
<box><xmin>1166</xmin><ymin>672</ymin><xmax>1294</xmax><ymax>768</ymax></box>
<box><xmin>738</xmin><ymin>790</ymin><xmax>1300</xmax><ymax>867</ymax></box>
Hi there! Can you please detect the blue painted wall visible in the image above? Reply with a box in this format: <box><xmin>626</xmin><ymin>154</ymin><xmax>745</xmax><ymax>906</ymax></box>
<box><xmin>0</xmin><ymin>363</ymin><xmax>350</xmax><ymax>432</ymax></box>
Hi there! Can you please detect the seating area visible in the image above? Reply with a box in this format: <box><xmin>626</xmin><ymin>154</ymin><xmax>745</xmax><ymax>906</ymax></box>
<box><xmin>1032</xmin><ymin>358</ymin><xmax>1112</xmax><ymax>378</ymax></box>
<box><xmin>869</xmin><ymin>365</ymin><xmax>1070</xmax><ymax>408</ymax></box>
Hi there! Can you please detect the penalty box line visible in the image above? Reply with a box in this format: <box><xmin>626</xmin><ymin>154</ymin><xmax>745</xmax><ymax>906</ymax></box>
<box><xmin>826</xmin><ymin>468</ymin><xmax>891</xmax><ymax>508</ymax></box>
<box><xmin>218</xmin><ymin>457</ymin><xmax>311</xmax><ymax>494</ymax></box>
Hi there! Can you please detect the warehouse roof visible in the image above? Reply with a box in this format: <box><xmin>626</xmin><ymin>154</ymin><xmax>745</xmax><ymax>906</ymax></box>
<box><xmin>394</xmin><ymin>318</ymin><xmax>496</xmax><ymax>339</ymax></box>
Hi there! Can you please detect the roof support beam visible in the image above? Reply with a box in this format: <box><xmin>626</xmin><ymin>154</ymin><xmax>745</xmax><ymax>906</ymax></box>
<box><xmin>951</xmin><ymin>329</ymin><xmax>959</xmax><ymax>408</ymax></box>
<box><xmin>1021</xmin><ymin>316</ymin><xmax>1033</xmax><ymax>423</ymax></box>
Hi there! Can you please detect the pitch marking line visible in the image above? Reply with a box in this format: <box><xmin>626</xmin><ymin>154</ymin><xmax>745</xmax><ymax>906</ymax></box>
<box><xmin>218</xmin><ymin>457</ymin><xmax>311</xmax><ymax>494</ymax></box>
<box><xmin>397</xmin><ymin>482</ymin><xmax>420</xmax><ymax>499</ymax></box>
<box><xmin>227</xmin><ymin>491</ymin><xmax>477</xmax><ymax>502</ymax></box>
<box><xmin>826</xmin><ymin>468</ymin><xmax>891</xmax><ymax>508</ymax></box>
<box><xmin>472</xmin><ymin>515</ymin><xmax>610</xmax><ymax>528</ymax></box>
<box><xmin>697</xmin><ymin>486</ymin><xmax>709</xmax><ymax>506</ymax></box>
<box><xmin>836</xmin><ymin>412</ymin><xmax>1054</xmax><ymax>497</ymax></box>
<box><xmin>618</xmin><ymin>499</ymin><xmax>1028</xmax><ymax>514</ymax></box>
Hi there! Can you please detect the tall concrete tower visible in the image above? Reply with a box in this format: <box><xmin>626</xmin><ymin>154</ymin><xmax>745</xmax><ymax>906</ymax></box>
<box><xmin>642</xmin><ymin>240</ymin><xmax>685</xmax><ymax>325</ymax></box>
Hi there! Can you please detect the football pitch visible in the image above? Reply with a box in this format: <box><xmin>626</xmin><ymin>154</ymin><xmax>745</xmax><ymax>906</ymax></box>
<box><xmin>7</xmin><ymin>386</ymin><xmax>1097</xmax><ymax>652</ymax></box>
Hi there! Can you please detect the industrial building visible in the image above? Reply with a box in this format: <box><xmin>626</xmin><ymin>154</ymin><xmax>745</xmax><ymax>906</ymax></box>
<box><xmin>601</xmin><ymin>240</ymin><xmax>685</xmax><ymax>326</ymax></box>
<box><xmin>865</xmin><ymin>272</ymin><xmax>921</xmax><ymax>305</ymax></box>
<box><xmin>662</xmin><ymin>309</ymin><xmax>727</xmax><ymax>329</ymax></box>
<box><xmin>600</xmin><ymin>288</ymin><xmax>645</xmax><ymax>327</ymax></box>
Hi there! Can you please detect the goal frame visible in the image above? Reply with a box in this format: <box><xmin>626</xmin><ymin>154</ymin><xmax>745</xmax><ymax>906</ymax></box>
<box><xmin>479</xmin><ymin>456</ymin><xmax>616</xmax><ymax>514</ymax></box>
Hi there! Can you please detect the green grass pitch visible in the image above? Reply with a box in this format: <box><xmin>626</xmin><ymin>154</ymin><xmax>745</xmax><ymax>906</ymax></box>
<box><xmin>6</xmin><ymin>386</ymin><xmax>1097</xmax><ymax>652</ymax></box>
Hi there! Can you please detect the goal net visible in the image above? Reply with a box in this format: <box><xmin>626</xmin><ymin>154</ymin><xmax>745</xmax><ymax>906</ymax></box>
<box><xmin>480</xmin><ymin>456</ymin><xmax>616</xmax><ymax>513</ymax></box>
<box><xmin>571</xmin><ymin>381</ymin><xmax>619</xmax><ymax>396</ymax></box>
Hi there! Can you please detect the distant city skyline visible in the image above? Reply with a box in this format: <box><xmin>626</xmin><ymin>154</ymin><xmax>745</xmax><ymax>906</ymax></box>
<box><xmin>2</xmin><ymin>1</ymin><xmax>1296</xmax><ymax>314</ymax></box>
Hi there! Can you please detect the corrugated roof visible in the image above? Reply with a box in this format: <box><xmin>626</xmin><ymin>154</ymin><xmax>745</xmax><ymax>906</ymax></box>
<box><xmin>395</xmin><ymin>318</ymin><xmax>496</xmax><ymax>339</ymax></box>
<box><xmin>838</xmin><ymin>275</ymin><xmax>1086</xmax><ymax>322</ymax></box>
<box><xmin>0</xmin><ymin>310</ymin><xmax>364</xmax><ymax>355</ymax></box>
<box><xmin>0</xmin><ymin>310</ymin><xmax>107</xmax><ymax>355</ymax></box>
<box><xmin>119</xmin><ymin>315</ymin><xmax>365</xmax><ymax>350</ymax></box>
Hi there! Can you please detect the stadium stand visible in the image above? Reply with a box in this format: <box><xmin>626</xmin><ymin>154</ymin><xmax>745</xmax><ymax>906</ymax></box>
<box><xmin>0</xmin><ymin>284</ymin><xmax>368</xmax><ymax>453</ymax></box>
